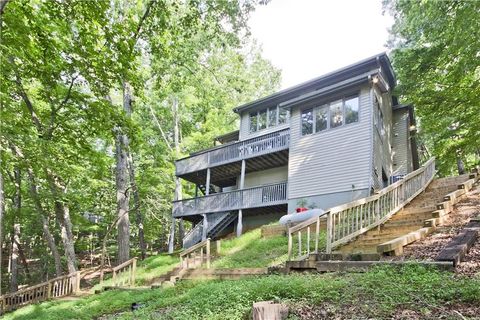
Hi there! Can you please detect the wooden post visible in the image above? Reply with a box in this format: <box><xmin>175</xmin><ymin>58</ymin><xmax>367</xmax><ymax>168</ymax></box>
<box><xmin>237</xmin><ymin>160</ymin><xmax>246</xmax><ymax>238</ymax></box>
<box><xmin>315</xmin><ymin>217</ymin><xmax>320</xmax><ymax>253</ymax></box>
<box><xmin>202</xmin><ymin>214</ymin><xmax>208</xmax><ymax>241</ymax></box>
<box><xmin>47</xmin><ymin>281</ymin><xmax>52</xmax><ymax>299</ymax></box>
<box><xmin>131</xmin><ymin>258</ymin><xmax>137</xmax><ymax>286</ymax></box>
<box><xmin>306</xmin><ymin>226</ymin><xmax>310</xmax><ymax>255</ymax></box>
<box><xmin>287</xmin><ymin>230</ymin><xmax>292</xmax><ymax>261</ymax></box>
<box><xmin>326</xmin><ymin>212</ymin><xmax>332</xmax><ymax>254</ymax></box>
<box><xmin>205</xmin><ymin>168</ymin><xmax>211</xmax><ymax>195</ymax></box>
<box><xmin>112</xmin><ymin>269</ymin><xmax>117</xmax><ymax>287</ymax></box>
<box><xmin>216</xmin><ymin>240</ymin><xmax>221</xmax><ymax>255</ymax></box>
<box><xmin>200</xmin><ymin>247</ymin><xmax>204</xmax><ymax>267</ymax></box>
<box><xmin>206</xmin><ymin>238</ymin><xmax>211</xmax><ymax>269</ymax></box>
<box><xmin>240</xmin><ymin>160</ymin><xmax>246</xmax><ymax>189</ymax></box>
<box><xmin>252</xmin><ymin>301</ymin><xmax>289</xmax><ymax>320</ymax></box>
<box><xmin>75</xmin><ymin>271</ymin><xmax>81</xmax><ymax>294</ymax></box>
<box><xmin>298</xmin><ymin>231</ymin><xmax>301</xmax><ymax>257</ymax></box>
<box><xmin>237</xmin><ymin>209</ymin><xmax>243</xmax><ymax>237</ymax></box>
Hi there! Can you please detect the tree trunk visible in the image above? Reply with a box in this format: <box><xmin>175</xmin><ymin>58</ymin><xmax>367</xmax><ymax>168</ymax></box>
<box><xmin>456</xmin><ymin>156</ymin><xmax>465</xmax><ymax>175</ymax></box>
<box><xmin>127</xmin><ymin>154</ymin><xmax>146</xmax><ymax>260</ymax></box>
<box><xmin>27</xmin><ymin>170</ymin><xmax>63</xmax><ymax>277</ymax></box>
<box><xmin>17</xmin><ymin>242</ymin><xmax>31</xmax><ymax>282</ymax></box>
<box><xmin>9</xmin><ymin>166</ymin><xmax>21</xmax><ymax>292</ymax></box>
<box><xmin>10</xmin><ymin>224</ymin><xmax>20</xmax><ymax>292</ymax></box>
<box><xmin>47</xmin><ymin>173</ymin><xmax>77</xmax><ymax>274</ymax></box>
<box><xmin>0</xmin><ymin>173</ymin><xmax>4</xmax><ymax>296</ymax></box>
<box><xmin>172</xmin><ymin>96</ymin><xmax>184</xmax><ymax>243</ymax></box>
<box><xmin>115</xmin><ymin>80</ymin><xmax>133</xmax><ymax>264</ymax></box>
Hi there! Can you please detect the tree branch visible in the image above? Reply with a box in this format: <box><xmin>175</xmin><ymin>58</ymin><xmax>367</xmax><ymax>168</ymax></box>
<box><xmin>11</xmin><ymin>60</ymin><xmax>44</xmax><ymax>133</ymax></box>
<box><xmin>147</xmin><ymin>104</ymin><xmax>173</xmax><ymax>152</ymax></box>
<box><xmin>131</xmin><ymin>0</ymin><xmax>157</xmax><ymax>48</ymax></box>
<box><xmin>0</xmin><ymin>0</ymin><xmax>10</xmax><ymax>15</ymax></box>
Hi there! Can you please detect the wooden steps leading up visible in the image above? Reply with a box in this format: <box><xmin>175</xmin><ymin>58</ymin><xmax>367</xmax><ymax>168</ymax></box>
<box><xmin>286</xmin><ymin>259</ymin><xmax>454</xmax><ymax>273</ymax></box>
<box><xmin>336</xmin><ymin>173</ymin><xmax>478</xmax><ymax>257</ymax></box>
<box><xmin>436</xmin><ymin>217</ymin><xmax>480</xmax><ymax>266</ymax></box>
<box><xmin>182</xmin><ymin>268</ymin><xmax>268</xmax><ymax>280</ymax></box>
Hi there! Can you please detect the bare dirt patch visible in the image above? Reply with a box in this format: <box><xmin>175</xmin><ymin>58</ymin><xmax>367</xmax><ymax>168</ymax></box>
<box><xmin>289</xmin><ymin>301</ymin><xmax>480</xmax><ymax>320</ymax></box>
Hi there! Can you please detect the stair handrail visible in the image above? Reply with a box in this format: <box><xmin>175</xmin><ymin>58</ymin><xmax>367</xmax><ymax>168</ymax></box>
<box><xmin>288</xmin><ymin>157</ymin><xmax>436</xmax><ymax>260</ymax></box>
<box><xmin>183</xmin><ymin>221</ymin><xmax>204</xmax><ymax>248</ymax></box>
<box><xmin>180</xmin><ymin>238</ymin><xmax>211</xmax><ymax>269</ymax></box>
<box><xmin>0</xmin><ymin>271</ymin><xmax>81</xmax><ymax>314</ymax></box>
<box><xmin>108</xmin><ymin>257</ymin><xmax>137</xmax><ymax>287</ymax></box>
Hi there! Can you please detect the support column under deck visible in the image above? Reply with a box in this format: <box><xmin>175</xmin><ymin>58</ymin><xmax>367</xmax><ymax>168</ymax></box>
<box><xmin>237</xmin><ymin>160</ymin><xmax>246</xmax><ymax>237</ymax></box>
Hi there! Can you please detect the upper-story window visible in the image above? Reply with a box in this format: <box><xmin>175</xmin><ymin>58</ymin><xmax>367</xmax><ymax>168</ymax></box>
<box><xmin>249</xmin><ymin>105</ymin><xmax>290</xmax><ymax>133</ymax></box>
<box><xmin>301</xmin><ymin>96</ymin><xmax>359</xmax><ymax>135</ymax></box>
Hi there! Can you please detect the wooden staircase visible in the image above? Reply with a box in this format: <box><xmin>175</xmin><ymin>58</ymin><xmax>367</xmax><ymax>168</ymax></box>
<box><xmin>337</xmin><ymin>173</ymin><xmax>477</xmax><ymax>256</ymax></box>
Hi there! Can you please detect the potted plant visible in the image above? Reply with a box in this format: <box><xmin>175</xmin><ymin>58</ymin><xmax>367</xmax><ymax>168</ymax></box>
<box><xmin>296</xmin><ymin>198</ymin><xmax>308</xmax><ymax>213</ymax></box>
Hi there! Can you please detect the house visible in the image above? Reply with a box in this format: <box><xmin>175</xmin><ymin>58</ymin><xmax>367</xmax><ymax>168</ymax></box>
<box><xmin>172</xmin><ymin>53</ymin><xmax>419</xmax><ymax>248</ymax></box>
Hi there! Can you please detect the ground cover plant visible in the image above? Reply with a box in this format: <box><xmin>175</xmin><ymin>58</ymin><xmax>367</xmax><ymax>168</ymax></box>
<box><xmin>5</xmin><ymin>265</ymin><xmax>480</xmax><ymax>320</ymax></box>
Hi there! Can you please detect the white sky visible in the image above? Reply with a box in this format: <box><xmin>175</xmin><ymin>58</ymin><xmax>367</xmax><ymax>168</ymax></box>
<box><xmin>249</xmin><ymin>0</ymin><xmax>394</xmax><ymax>89</ymax></box>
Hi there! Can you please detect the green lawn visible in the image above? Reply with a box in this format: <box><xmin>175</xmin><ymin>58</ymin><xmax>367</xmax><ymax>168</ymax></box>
<box><xmin>89</xmin><ymin>253</ymin><xmax>180</xmax><ymax>292</ymax></box>
<box><xmin>5</xmin><ymin>265</ymin><xmax>480</xmax><ymax>320</ymax></box>
<box><xmin>212</xmin><ymin>228</ymin><xmax>289</xmax><ymax>268</ymax></box>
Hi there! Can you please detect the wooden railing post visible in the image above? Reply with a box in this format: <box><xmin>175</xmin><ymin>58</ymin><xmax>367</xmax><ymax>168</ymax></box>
<box><xmin>287</xmin><ymin>230</ymin><xmax>292</xmax><ymax>260</ymax></box>
<box><xmin>47</xmin><ymin>281</ymin><xmax>52</xmax><ymax>299</ymax></box>
<box><xmin>306</xmin><ymin>226</ymin><xmax>311</xmax><ymax>256</ymax></box>
<box><xmin>112</xmin><ymin>269</ymin><xmax>117</xmax><ymax>287</ymax></box>
<box><xmin>75</xmin><ymin>271</ymin><xmax>81</xmax><ymax>294</ymax></box>
<box><xmin>315</xmin><ymin>217</ymin><xmax>320</xmax><ymax>253</ymax></box>
<box><xmin>131</xmin><ymin>258</ymin><xmax>137</xmax><ymax>286</ymax></box>
<box><xmin>206</xmin><ymin>238</ymin><xmax>211</xmax><ymax>269</ymax></box>
<box><xmin>326</xmin><ymin>212</ymin><xmax>332</xmax><ymax>254</ymax></box>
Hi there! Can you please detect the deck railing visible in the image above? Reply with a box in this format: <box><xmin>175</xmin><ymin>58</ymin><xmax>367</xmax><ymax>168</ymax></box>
<box><xmin>176</xmin><ymin>128</ymin><xmax>290</xmax><ymax>175</ymax></box>
<box><xmin>0</xmin><ymin>272</ymin><xmax>81</xmax><ymax>314</ymax></box>
<box><xmin>180</xmin><ymin>238</ymin><xmax>211</xmax><ymax>269</ymax></box>
<box><xmin>173</xmin><ymin>182</ymin><xmax>288</xmax><ymax>217</ymax></box>
<box><xmin>288</xmin><ymin>157</ymin><xmax>436</xmax><ymax>260</ymax></box>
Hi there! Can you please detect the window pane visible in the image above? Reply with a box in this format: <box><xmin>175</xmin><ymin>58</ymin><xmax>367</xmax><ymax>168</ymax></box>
<box><xmin>301</xmin><ymin>108</ymin><xmax>313</xmax><ymax>135</ymax></box>
<box><xmin>345</xmin><ymin>96</ymin><xmax>359</xmax><ymax>124</ymax></box>
<box><xmin>315</xmin><ymin>105</ymin><xmax>328</xmax><ymax>132</ymax></box>
<box><xmin>268</xmin><ymin>107</ymin><xmax>277</xmax><ymax>127</ymax></box>
<box><xmin>258</xmin><ymin>109</ymin><xmax>267</xmax><ymax>130</ymax></box>
<box><xmin>329</xmin><ymin>101</ymin><xmax>343</xmax><ymax>128</ymax></box>
<box><xmin>249</xmin><ymin>112</ymin><xmax>257</xmax><ymax>133</ymax></box>
<box><xmin>278</xmin><ymin>107</ymin><xmax>290</xmax><ymax>124</ymax></box>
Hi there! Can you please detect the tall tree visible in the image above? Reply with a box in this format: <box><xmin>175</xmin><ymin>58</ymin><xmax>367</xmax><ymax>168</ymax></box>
<box><xmin>385</xmin><ymin>0</ymin><xmax>480</xmax><ymax>174</ymax></box>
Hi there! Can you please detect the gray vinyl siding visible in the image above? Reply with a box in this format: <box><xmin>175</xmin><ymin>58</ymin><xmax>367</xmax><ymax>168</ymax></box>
<box><xmin>288</xmin><ymin>84</ymin><xmax>372</xmax><ymax>200</ymax></box>
<box><xmin>371</xmin><ymin>86</ymin><xmax>394</xmax><ymax>190</ymax></box>
<box><xmin>239</xmin><ymin>111</ymin><xmax>290</xmax><ymax>141</ymax></box>
<box><xmin>392</xmin><ymin>109</ymin><xmax>413</xmax><ymax>175</ymax></box>
<box><xmin>241</xmin><ymin>166</ymin><xmax>288</xmax><ymax>188</ymax></box>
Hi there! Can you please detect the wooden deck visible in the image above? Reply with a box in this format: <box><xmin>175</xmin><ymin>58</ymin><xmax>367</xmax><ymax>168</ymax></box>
<box><xmin>176</xmin><ymin>128</ymin><xmax>290</xmax><ymax>179</ymax></box>
<box><xmin>173</xmin><ymin>182</ymin><xmax>288</xmax><ymax>218</ymax></box>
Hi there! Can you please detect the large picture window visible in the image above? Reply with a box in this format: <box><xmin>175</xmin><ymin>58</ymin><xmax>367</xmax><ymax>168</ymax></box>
<box><xmin>301</xmin><ymin>95</ymin><xmax>359</xmax><ymax>136</ymax></box>
<box><xmin>249</xmin><ymin>105</ymin><xmax>290</xmax><ymax>133</ymax></box>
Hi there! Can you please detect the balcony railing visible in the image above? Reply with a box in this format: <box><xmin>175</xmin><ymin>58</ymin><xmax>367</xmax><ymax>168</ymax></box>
<box><xmin>176</xmin><ymin>128</ymin><xmax>290</xmax><ymax>175</ymax></box>
<box><xmin>173</xmin><ymin>182</ymin><xmax>288</xmax><ymax>217</ymax></box>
